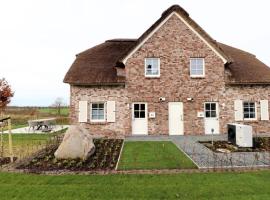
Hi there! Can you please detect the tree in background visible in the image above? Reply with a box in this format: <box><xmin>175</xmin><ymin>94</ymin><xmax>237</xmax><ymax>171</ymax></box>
<box><xmin>51</xmin><ymin>97</ymin><xmax>66</xmax><ymax>115</ymax></box>
<box><xmin>0</xmin><ymin>78</ymin><xmax>14</xmax><ymax>113</ymax></box>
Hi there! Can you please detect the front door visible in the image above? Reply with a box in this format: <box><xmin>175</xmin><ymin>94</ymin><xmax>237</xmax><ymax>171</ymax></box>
<box><xmin>204</xmin><ymin>102</ymin><xmax>220</xmax><ymax>134</ymax></box>
<box><xmin>169</xmin><ymin>102</ymin><xmax>184</xmax><ymax>135</ymax></box>
<box><xmin>132</xmin><ymin>103</ymin><xmax>148</xmax><ymax>135</ymax></box>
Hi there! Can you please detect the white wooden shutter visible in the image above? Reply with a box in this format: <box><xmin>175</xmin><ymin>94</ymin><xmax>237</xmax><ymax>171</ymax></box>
<box><xmin>78</xmin><ymin>101</ymin><xmax>88</xmax><ymax>122</ymax></box>
<box><xmin>260</xmin><ymin>100</ymin><xmax>269</xmax><ymax>120</ymax></box>
<box><xmin>234</xmin><ymin>100</ymin><xmax>243</xmax><ymax>121</ymax></box>
<box><xmin>106</xmin><ymin>101</ymin><xmax>116</xmax><ymax>122</ymax></box>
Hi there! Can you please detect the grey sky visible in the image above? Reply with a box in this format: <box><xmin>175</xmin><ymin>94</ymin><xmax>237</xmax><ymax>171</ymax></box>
<box><xmin>1</xmin><ymin>0</ymin><xmax>269</xmax><ymax>106</ymax></box>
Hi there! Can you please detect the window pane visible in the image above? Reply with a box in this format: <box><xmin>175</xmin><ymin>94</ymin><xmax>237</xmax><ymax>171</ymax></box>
<box><xmin>97</xmin><ymin>110</ymin><xmax>104</xmax><ymax>116</ymax></box>
<box><xmin>205</xmin><ymin>103</ymin><xmax>210</xmax><ymax>110</ymax></box>
<box><xmin>196</xmin><ymin>69</ymin><xmax>203</xmax><ymax>75</ymax></box>
<box><xmin>92</xmin><ymin>104</ymin><xmax>98</xmax><ymax>109</ymax></box>
<box><xmin>190</xmin><ymin>59</ymin><xmax>196</xmax><ymax>66</ymax></box>
<box><xmin>211</xmin><ymin>111</ymin><xmax>216</xmax><ymax>118</ymax></box>
<box><xmin>92</xmin><ymin>110</ymin><xmax>98</xmax><ymax>116</ymax></box>
<box><xmin>140</xmin><ymin>111</ymin><xmax>145</xmax><ymax>118</ymax></box>
<box><xmin>244</xmin><ymin>107</ymin><xmax>249</xmax><ymax>112</ymax></box>
<box><xmin>243</xmin><ymin>102</ymin><xmax>249</xmax><ymax>108</ymax></box>
<box><xmin>98</xmin><ymin>103</ymin><xmax>104</xmax><ymax>108</ymax></box>
<box><xmin>134</xmin><ymin>104</ymin><xmax>139</xmax><ymax>110</ymax></box>
<box><xmin>134</xmin><ymin>111</ymin><xmax>140</xmax><ymax>118</ymax></box>
<box><xmin>92</xmin><ymin>115</ymin><xmax>98</xmax><ymax>120</ymax></box>
<box><xmin>250</xmin><ymin>113</ymin><xmax>255</xmax><ymax>118</ymax></box>
<box><xmin>98</xmin><ymin>114</ymin><xmax>104</xmax><ymax>120</ymax></box>
<box><xmin>211</xmin><ymin>103</ymin><xmax>216</xmax><ymax>111</ymax></box>
<box><xmin>140</xmin><ymin>104</ymin><xmax>145</xmax><ymax>111</ymax></box>
<box><xmin>244</xmin><ymin>113</ymin><xmax>250</xmax><ymax>118</ymax></box>
<box><xmin>205</xmin><ymin>111</ymin><xmax>210</xmax><ymax>118</ymax></box>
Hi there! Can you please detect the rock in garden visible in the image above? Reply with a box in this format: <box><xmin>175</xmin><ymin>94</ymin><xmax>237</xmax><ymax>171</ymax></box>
<box><xmin>216</xmin><ymin>148</ymin><xmax>231</xmax><ymax>153</ymax></box>
<box><xmin>54</xmin><ymin>125</ymin><xmax>95</xmax><ymax>160</ymax></box>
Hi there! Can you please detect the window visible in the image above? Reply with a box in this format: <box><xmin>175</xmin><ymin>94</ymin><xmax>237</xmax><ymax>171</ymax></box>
<box><xmin>205</xmin><ymin>102</ymin><xmax>217</xmax><ymax>118</ymax></box>
<box><xmin>243</xmin><ymin>102</ymin><xmax>256</xmax><ymax>119</ymax></box>
<box><xmin>133</xmin><ymin>103</ymin><xmax>146</xmax><ymax>118</ymax></box>
<box><xmin>190</xmin><ymin>58</ymin><xmax>205</xmax><ymax>77</ymax></box>
<box><xmin>145</xmin><ymin>58</ymin><xmax>160</xmax><ymax>77</ymax></box>
<box><xmin>91</xmin><ymin>103</ymin><xmax>105</xmax><ymax>122</ymax></box>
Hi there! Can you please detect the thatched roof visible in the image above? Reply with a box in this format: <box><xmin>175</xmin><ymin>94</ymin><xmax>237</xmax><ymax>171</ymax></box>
<box><xmin>64</xmin><ymin>5</ymin><xmax>270</xmax><ymax>85</ymax></box>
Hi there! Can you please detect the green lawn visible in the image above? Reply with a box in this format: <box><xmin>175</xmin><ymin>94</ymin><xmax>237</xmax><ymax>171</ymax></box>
<box><xmin>0</xmin><ymin>171</ymin><xmax>270</xmax><ymax>199</ymax></box>
<box><xmin>118</xmin><ymin>141</ymin><xmax>196</xmax><ymax>170</ymax></box>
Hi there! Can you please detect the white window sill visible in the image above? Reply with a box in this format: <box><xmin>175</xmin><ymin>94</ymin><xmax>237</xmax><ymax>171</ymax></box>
<box><xmin>190</xmin><ymin>75</ymin><xmax>205</xmax><ymax>78</ymax></box>
<box><xmin>145</xmin><ymin>75</ymin><xmax>160</xmax><ymax>78</ymax></box>
<box><xmin>243</xmin><ymin>118</ymin><xmax>257</xmax><ymax>121</ymax></box>
<box><xmin>90</xmin><ymin>120</ymin><xmax>106</xmax><ymax>123</ymax></box>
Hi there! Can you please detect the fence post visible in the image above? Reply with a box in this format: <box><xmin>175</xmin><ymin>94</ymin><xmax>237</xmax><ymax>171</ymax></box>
<box><xmin>8</xmin><ymin>118</ymin><xmax>14</xmax><ymax>162</ymax></box>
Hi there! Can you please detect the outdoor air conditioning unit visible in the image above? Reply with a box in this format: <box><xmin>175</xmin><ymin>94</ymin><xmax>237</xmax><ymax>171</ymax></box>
<box><xmin>227</xmin><ymin>123</ymin><xmax>253</xmax><ymax>147</ymax></box>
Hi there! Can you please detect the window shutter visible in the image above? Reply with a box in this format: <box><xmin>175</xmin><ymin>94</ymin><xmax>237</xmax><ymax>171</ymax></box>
<box><xmin>78</xmin><ymin>101</ymin><xmax>88</xmax><ymax>122</ymax></box>
<box><xmin>234</xmin><ymin>100</ymin><xmax>243</xmax><ymax>121</ymax></box>
<box><xmin>260</xmin><ymin>100</ymin><xmax>269</xmax><ymax>120</ymax></box>
<box><xmin>107</xmin><ymin>101</ymin><xmax>116</xmax><ymax>122</ymax></box>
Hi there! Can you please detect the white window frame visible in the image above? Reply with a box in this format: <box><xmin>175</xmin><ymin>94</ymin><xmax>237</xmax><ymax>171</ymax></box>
<box><xmin>145</xmin><ymin>58</ymin><xmax>160</xmax><ymax>77</ymax></box>
<box><xmin>90</xmin><ymin>102</ymin><xmax>106</xmax><ymax>122</ymax></box>
<box><xmin>243</xmin><ymin>101</ymin><xmax>257</xmax><ymax>121</ymax></box>
<box><xmin>190</xmin><ymin>58</ymin><xmax>205</xmax><ymax>78</ymax></box>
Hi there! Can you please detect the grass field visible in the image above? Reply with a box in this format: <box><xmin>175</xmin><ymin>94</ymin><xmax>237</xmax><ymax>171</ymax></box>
<box><xmin>118</xmin><ymin>141</ymin><xmax>196</xmax><ymax>170</ymax></box>
<box><xmin>38</xmin><ymin>107</ymin><xmax>69</xmax><ymax>116</ymax></box>
<box><xmin>0</xmin><ymin>130</ymin><xmax>65</xmax><ymax>158</ymax></box>
<box><xmin>0</xmin><ymin>171</ymin><xmax>270</xmax><ymax>199</ymax></box>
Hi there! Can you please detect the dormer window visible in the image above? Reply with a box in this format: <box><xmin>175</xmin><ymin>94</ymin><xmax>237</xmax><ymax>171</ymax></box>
<box><xmin>190</xmin><ymin>58</ymin><xmax>205</xmax><ymax>77</ymax></box>
<box><xmin>145</xmin><ymin>58</ymin><xmax>160</xmax><ymax>77</ymax></box>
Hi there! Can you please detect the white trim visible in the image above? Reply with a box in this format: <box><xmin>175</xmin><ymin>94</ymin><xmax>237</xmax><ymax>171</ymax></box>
<box><xmin>90</xmin><ymin>102</ymin><xmax>106</xmax><ymax>123</ymax></box>
<box><xmin>144</xmin><ymin>58</ymin><xmax>160</xmax><ymax>78</ymax></box>
<box><xmin>190</xmin><ymin>58</ymin><xmax>205</xmax><ymax>78</ymax></box>
<box><xmin>122</xmin><ymin>12</ymin><xmax>228</xmax><ymax>64</ymax></box>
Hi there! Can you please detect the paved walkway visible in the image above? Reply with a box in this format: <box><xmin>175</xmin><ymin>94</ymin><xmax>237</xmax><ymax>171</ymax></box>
<box><xmin>125</xmin><ymin>135</ymin><xmax>270</xmax><ymax>169</ymax></box>
<box><xmin>3</xmin><ymin>125</ymin><xmax>69</xmax><ymax>134</ymax></box>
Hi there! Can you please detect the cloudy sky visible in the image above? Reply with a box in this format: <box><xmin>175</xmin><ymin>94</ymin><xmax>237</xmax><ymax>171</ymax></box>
<box><xmin>1</xmin><ymin>0</ymin><xmax>269</xmax><ymax>106</ymax></box>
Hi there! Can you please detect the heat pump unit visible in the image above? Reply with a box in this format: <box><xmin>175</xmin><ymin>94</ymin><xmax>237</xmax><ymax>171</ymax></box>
<box><xmin>227</xmin><ymin>123</ymin><xmax>253</xmax><ymax>147</ymax></box>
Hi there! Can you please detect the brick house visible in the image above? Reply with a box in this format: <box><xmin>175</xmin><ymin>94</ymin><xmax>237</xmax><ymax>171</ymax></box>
<box><xmin>64</xmin><ymin>5</ymin><xmax>270</xmax><ymax>138</ymax></box>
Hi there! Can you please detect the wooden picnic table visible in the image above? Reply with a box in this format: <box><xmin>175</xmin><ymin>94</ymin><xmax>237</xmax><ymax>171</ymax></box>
<box><xmin>28</xmin><ymin>118</ymin><xmax>56</xmax><ymax>132</ymax></box>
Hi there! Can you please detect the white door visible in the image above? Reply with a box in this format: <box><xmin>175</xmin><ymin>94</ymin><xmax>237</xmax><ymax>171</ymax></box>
<box><xmin>169</xmin><ymin>102</ymin><xmax>184</xmax><ymax>135</ymax></box>
<box><xmin>204</xmin><ymin>102</ymin><xmax>220</xmax><ymax>134</ymax></box>
<box><xmin>132</xmin><ymin>103</ymin><xmax>148</xmax><ymax>135</ymax></box>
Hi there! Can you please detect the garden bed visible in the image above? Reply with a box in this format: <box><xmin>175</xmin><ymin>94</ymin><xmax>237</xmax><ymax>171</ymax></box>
<box><xmin>200</xmin><ymin>137</ymin><xmax>270</xmax><ymax>153</ymax></box>
<box><xmin>0</xmin><ymin>157</ymin><xmax>17</xmax><ymax>165</ymax></box>
<box><xmin>17</xmin><ymin>139</ymin><xmax>123</xmax><ymax>171</ymax></box>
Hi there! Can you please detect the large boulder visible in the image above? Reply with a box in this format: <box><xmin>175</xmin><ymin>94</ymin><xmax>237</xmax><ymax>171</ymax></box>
<box><xmin>54</xmin><ymin>125</ymin><xmax>95</xmax><ymax>160</ymax></box>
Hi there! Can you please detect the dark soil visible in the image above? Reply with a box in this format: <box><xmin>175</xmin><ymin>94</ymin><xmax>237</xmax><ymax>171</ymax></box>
<box><xmin>0</xmin><ymin>157</ymin><xmax>18</xmax><ymax>165</ymax></box>
<box><xmin>17</xmin><ymin>139</ymin><xmax>123</xmax><ymax>171</ymax></box>
<box><xmin>200</xmin><ymin>137</ymin><xmax>270</xmax><ymax>153</ymax></box>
